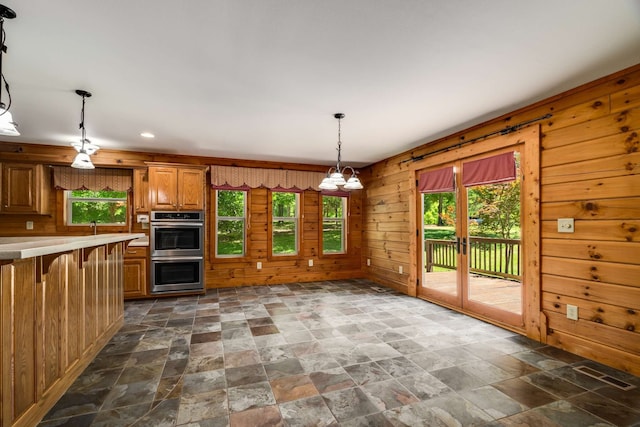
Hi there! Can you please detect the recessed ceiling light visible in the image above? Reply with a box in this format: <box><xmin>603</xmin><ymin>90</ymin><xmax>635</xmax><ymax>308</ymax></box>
<box><xmin>140</xmin><ymin>132</ymin><xmax>155</xmax><ymax>138</ymax></box>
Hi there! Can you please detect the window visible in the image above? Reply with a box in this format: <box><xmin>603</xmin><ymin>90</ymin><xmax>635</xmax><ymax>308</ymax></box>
<box><xmin>216</xmin><ymin>190</ymin><xmax>247</xmax><ymax>257</ymax></box>
<box><xmin>65</xmin><ymin>190</ymin><xmax>127</xmax><ymax>225</ymax></box>
<box><xmin>322</xmin><ymin>195</ymin><xmax>347</xmax><ymax>254</ymax></box>
<box><xmin>272</xmin><ymin>191</ymin><xmax>299</xmax><ymax>255</ymax></box>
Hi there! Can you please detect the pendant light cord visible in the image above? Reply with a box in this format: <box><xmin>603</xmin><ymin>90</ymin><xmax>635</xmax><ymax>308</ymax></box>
<box><xmin>0</xmin><ymin>19</ymin><xmax>12</xmax><ymax>116</ymax></box>
<box><xmin>336</xmin><ymin>115</ymin><xmax>342</xmax><ymax>172</ymax></box>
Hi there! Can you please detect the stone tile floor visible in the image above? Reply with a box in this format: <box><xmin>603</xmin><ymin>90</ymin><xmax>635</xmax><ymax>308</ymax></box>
<box><xmin>40</xmin><ymin>279</ymin><xmax>640</xmax><ymax>426</ymax></box>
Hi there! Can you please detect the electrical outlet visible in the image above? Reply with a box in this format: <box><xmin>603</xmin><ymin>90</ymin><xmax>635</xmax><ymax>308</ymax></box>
<box><xmin>367</xmin><ymin>258</ymin><xmax>371</xmax><ymax>266</ymax></box>
<box><xmin>257</xmin><ymin>261</ymin><xmax>262</xmax><ymax>270</ymax></box>
<box><xmin>567</xmin><ymin>304</ymin><xmax>578</xmax><ymax>320</ymax></box>
<box><xmin>308</xmin><ymin>259</ymin><xmax>313</xmax><ymax>267</ymax></box>
<box><xmin>26</xmin><ymin>221</ymin><xmax>34</xmax><ymax>230</ymax></box>
<box><xmin>399</xmin><ymin>265</ymin><xmax>403</xmax><ymax>274</ymax></box>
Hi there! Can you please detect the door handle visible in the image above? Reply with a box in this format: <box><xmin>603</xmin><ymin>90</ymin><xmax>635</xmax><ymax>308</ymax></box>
<box><xmin>456</xmin><ymin>237</ymin><xmax>461</xmax><ymax>254</ymax></box>
<box><xmin>462</xmin><ymin>237</ymin><xmax>467</xmax><ymax>255</ymax></box>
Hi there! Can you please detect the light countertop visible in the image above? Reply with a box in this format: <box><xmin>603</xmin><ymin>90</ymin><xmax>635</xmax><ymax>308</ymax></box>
<box><xmin>128</xmin><ymin>236</ymin><xmax>149</xmax><ymax>247</ymax></box>
<box><xmin>0</xmin><ymin>233</ymin><xmax>146</xmax><ymax>260</ymax></box>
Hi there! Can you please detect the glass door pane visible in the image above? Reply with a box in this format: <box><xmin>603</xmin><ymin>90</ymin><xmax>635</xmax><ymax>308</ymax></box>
<box><xmin>421</xmin><ymin>190</ymin><xmax>460</xmax><ymax>306</ymax></box>
<box><xmin>464</xmin><ymin>151</ymin><xmax>523</xmax><ymax>323</ymax></box>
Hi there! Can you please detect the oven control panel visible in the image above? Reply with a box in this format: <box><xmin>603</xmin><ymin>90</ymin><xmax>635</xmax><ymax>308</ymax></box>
<box><xmin>151</xmin><ymin>211</ymin><xmax>204</xmax><ymax>221</ymax></box>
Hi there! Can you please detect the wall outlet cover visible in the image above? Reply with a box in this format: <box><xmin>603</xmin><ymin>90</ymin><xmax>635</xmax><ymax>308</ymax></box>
<box><xmin>567</xmin><ymin>304</ymin><xmax>579</xmax><ymax>320</ymax></box>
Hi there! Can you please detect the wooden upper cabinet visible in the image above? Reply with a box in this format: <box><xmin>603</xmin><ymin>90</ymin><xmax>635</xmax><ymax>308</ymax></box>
<box><xmin>179</xmin><ymin>168</ymin><xmax>205</xmax><ymax>210</ymax></box>
<box><xmin>0</xmin><ymin>162</ymin><xmax>51</xmax><ymax>214</ymax></box>
<box><xmin>147</xmin><ymin>163</ymin><xmax>207</xmax><ymax>211</ymax></box>
<box><xmin>133</xmin><ymin>168</ymin><xmax>150</xmax><ymax>213</ymax></box>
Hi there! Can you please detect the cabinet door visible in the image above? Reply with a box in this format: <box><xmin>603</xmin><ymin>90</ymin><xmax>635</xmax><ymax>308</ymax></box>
<box><xmin>178</xmin><ymin>168</ymin><xmax>205</xmax><ymax>210</ymax></box>
<box><xmin>133</xmin><ymin>169</ymin><xmax>149</xmax><ymax>213</ymax></box>
<box><xmin>149</xmin><ymin>167</ymin><xmax>178</xmax><ymax>210</ymax></box>
<box><xmin>124</xmin><ymin>257</ymin><xmax>148</xmax><ymax>298</ymax></box>
<box><xmin>1</xmin><ymin>163</ymin><xmax>38</xmax><ymax>213</ymax></box>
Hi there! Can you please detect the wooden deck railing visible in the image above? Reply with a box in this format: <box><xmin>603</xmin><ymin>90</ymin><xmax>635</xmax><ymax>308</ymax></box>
<box><xmin>425</xmin><ymin>237</ymin><xmax>521</xmax><ymax>280</ymax></box>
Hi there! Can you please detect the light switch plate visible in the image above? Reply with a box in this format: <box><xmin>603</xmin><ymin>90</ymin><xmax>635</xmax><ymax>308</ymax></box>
<box><xmin>257</xmin><ymin>261</ymin><xmax>262</xmax><ymax>270</ymax></box>
<box><xmin>308</xmin><ymin>259</ymin><xmax>313</xmax><ymax>267</ymax></box>
<box><xmin>567</xmin><ymin>304</ymin><xmax>578</xmax><ymax>320</ymax></box>
<box><xmin>558</xmin><ymin>218</ymin><xmax>574</xmax><ymax>233</ymax></box>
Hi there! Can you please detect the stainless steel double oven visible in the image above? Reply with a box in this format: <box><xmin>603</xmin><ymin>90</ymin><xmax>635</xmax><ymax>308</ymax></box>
<box><xmin>150</xmin><ymin>210</ymin><xmax>204</xmax><ymax>294</ymax></box>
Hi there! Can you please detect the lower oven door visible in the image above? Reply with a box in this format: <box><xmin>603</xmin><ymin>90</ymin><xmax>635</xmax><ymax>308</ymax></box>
<box><xmin>151</xmin><ymin>257</ymin><xmax>204</xmax><ymax>294</ymax></box>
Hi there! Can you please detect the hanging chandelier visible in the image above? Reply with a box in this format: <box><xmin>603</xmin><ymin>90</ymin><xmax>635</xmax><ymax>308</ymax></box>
<box><xmin>0</xmin><ymin>4</ymin><xmax>18</xmax><ymax>136</ymax></box>
<box><xmin>319</xmin><ymin>113</ymin><xmax>363</xmax><ymax>191</ymax></box>
<box><xmin>71</xmin><ymin>89</ymin><xmax>100</xmax><ymax>169</ymax></box>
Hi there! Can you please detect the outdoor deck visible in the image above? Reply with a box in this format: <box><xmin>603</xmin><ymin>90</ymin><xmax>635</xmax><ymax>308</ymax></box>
<box><xmin>422</xmin><ymin>271</ymin><xmax>523</xmax><ymax>315</ymax></box>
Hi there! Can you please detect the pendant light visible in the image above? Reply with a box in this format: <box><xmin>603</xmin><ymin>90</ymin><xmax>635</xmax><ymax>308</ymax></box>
<box><xmin>319</xmin><ymin>113</ymin><xmax>363</xmax><ymax>191</ymax></box>
<box><xmin>71</xmin><ymin>89</ymin><xmax>99</xmax><ymax>169</ymax></box>
<box><xmin>0</xmin><ymin>4</ymin><xmax>18</xmax><ymax>136</ymax></box>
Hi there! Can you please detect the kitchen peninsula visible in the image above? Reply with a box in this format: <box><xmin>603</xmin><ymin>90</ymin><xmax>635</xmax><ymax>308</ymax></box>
<box><xmin>0</xmin><ymin>233</ymin><xmax>144</xmax><ymax>427</ymax></box>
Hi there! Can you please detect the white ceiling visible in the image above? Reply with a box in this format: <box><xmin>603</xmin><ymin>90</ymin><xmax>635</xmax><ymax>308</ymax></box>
<box><xmin>2</xmin><ymin>1</ymin><xmax>640</xmax><ymax>168</ymax></box>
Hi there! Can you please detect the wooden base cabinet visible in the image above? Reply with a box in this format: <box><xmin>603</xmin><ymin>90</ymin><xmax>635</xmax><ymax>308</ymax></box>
<box><xmin>124</xmin><ymin>246</ymin><xmax>148</xmax><ymax>298</ymax></box>
<box><xmin>0</xmin><ymin>244</ymin><xmax>124</xmax><ymax>427</ymax></box>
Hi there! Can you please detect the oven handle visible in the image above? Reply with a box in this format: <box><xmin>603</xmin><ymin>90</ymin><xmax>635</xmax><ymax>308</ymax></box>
<box><xmin>151</xmin><ymin>222</ymin><xmax>204</xmax><ymax>227</ymax></box>
<box><xmin>151</xmin><ymin>256</ymin><xmax>204</xmax><ymax>261</ymax></box>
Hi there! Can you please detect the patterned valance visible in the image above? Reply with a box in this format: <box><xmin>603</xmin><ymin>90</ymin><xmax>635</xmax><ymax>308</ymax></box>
<box><xmin>210</xmin><ymin>165</ymin><xmax>327</xmax><ymax>191</ymax></box>
<box><xmin>52</xmin><ymin>166</ymin><xmax>133</xmax><ymax>192</ymax></box>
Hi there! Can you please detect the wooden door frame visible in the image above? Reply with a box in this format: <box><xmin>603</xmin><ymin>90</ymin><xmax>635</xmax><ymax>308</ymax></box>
<box><xmin>408</xmin><ymin>126</ymin><xmax>541</xmax><ymax>339</ymax></box>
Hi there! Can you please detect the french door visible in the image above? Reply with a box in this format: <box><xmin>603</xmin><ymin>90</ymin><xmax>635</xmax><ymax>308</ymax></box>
<box><xmin>418</xmin><ymin>148</ymin><xmax>524</xmax><ymax>328</ymax></box>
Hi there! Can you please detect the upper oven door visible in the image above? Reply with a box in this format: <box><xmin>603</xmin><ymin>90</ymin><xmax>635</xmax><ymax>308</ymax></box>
<box><xmin>151</xmin><ymin>222</ymin><xmax>204</xmax><ymax>257</ymax></box>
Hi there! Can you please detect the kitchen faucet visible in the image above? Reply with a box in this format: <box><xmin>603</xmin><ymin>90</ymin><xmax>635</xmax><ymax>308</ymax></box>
<box><xmin>90</xmin><ymin>220</ymin><xmax>97</xmax><ymax>235</ymax></box>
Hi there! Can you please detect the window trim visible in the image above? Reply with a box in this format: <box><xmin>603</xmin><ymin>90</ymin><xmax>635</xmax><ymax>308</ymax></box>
<box><xmin>214</xmin><ymin>189</ymin><xmax>248</xmax><ymax>259</ymax></box>
<box><xmin>321</xmin><ymin>195</ymin><xmax>348</xmax><ymax>255</ymax></box>
<box><xmin>64</xmin><ymin>189</ymin><xmax>129</xmax><ymax>227</ymax></box>
<box><xmin>269</xmin><ymin>190</ymin><xmax>301</xmax><ymax>258</ymax></box>
<box><xmin>56</xmin><ymin>190</ymin><xmax>130</xmax><ymax>234</ymax></box>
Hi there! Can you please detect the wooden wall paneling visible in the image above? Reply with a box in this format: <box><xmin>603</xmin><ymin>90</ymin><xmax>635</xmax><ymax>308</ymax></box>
<box><xmin>545</xmin><ymin>310</ymin><xmax>639</xmax><ymax>355</ymax></box>
<box><xmin>610</xmin><ymin>83</ymin><xmax>640</xmax><ymax>113</ymax></box>
<box><xmin>543</xmin><ymin>274</ymin><xmax>640</xmax><ymax>309</ymax></box>
<box><xmin>541</xmin><ymin>108</ymin><xmax>640</xmax><ymax>150</ymax></box>
<box><xmin>543</xmin><ymin>153</ymin><xmax>640</xmax><ymax>186</ymax></box>
<box><xmin>541</xmin><ymin>239</ymin><xmax>640</xmax><ymax>264</ymax></box>
<box><xmin>539</xmin><ymin>96</ymin><xmax>610</xmax><ymax>133</ymax></box>
<box><xmin>542</xmin><ymin>292</ymin><xmax>639</xmax><ymax>333</ymax></box>
<box><xmin>546</xmin><ymin>330</ymin><xmax>640</xmax><ymax>376</ymax></box>
<box><xmin>540</xmin><ymin>130</ymin><xmax>639</xmax><ymax>170</ymax></box>
<box><xmin>542</xmin><ymin>174</ymin><xmax>640</xmax><ymax>203</ymax></box>
<box><xmin>541</xmin><ymin>197</ymin><xmax>640</xmax><ymax>221</ymax></box>
<box><xmin>541</xmin><ymin>219</ymin><xmax>639</xmax><ymax>242</ymax></box>
<box><xmin>542</xmin><ymin>257</ymin><xmax>639</xmax><ymax>288</ymax></box>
